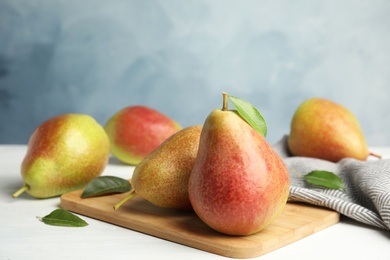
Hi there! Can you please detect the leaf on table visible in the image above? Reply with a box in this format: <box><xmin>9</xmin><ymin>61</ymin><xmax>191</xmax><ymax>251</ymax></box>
<box><xmin>229</xmin><ymin>95</ymin><xmax>267</xmax><ymax>137</ymax></box>
<box><xmin>37</xmin><ymin>209</ymin><xmax>88</xmax><ymax>227</ymax></box>
<box><xmin>81</xmin><ymin>175</ymin><xmax>132</xmax><ymax>198</ymax></box>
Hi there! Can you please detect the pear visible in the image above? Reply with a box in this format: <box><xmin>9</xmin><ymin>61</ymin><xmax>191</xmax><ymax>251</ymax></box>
<box><xmin>114</xmin><ymin>125</ymin><xmax>202</xmax><ymax>210</ymax></box>
<box><xmin>13</xmin><ymin>114</ymin><xmax>110</xmax><ymax>199</ymax></box>
<box><xmin>188</xmin><ymin>93</ymin><xmax>290</xmax><ymax>236</ymax></box>
<box><xmin>104</xmin><ymin>106</ymin><xmax>182</xmax><ymax>165</ymax></box>
<box><xmin>287</xmin><ymin>98</ymin><xmax>379</xmax><ymax>162</ymax></box>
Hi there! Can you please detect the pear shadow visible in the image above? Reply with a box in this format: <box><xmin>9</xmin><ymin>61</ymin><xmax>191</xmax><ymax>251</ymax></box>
<box><xmin>119</xmin><ymin>197</ymin><xmax>221</xmax><ymax>237</ymax></box>
<box><xmin>119</xmin><ymin>197</ymin><xmax>193</xmax><ymax>218</ymax></box>
<box><xmin>5</xmin><ymin>178</ymin><xmax>45</xmax><ymax>202</ymax></box>
<box><xmin>173</xmin><ymin>214</ymin><xmax>222</xmax><ymax>237</ymax></box>
<box><xmin>108</xmin><ymin>156</ymin><xmax>134</xmax><ymax>166</ymax></box>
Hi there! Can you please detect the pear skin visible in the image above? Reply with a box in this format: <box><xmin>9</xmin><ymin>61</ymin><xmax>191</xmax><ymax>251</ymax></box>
<box><xmin>288</xmin><ymin>98</ymin><xmax>373</xmax><ymax>162</ymax></box>
<box><xmin>104</xmin><ymin>106</ymin><xmax>182</xmax><ymax>165</ymax></box>
<box><xmin>130</xmin><ymin>125</ymin><xmax>202</xmax><ymax>210</ymax></box>
<box><xmin>188</xmin><ymin>94</ymin><xmax>290</xmax><ymax>236</ymax></box>
<box><xmin>14</xmin><ymin>114</ymin><xmax>110</xmax><ymax>199</ymax></box>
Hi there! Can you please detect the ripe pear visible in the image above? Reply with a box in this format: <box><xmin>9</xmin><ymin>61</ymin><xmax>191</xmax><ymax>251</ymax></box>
<box><xmin>188</xmin><ymin>93</ymin><xmax>290</xmax><ymax>236</ymax></box>
<box><xmin>104</xmin><ymin>106</ymin><xmax>182</xmax><ymax>165</ymax></box>
<box><xmin>13</xmin><ymin>114</ymin><xmax>110</xmax><ymax>199</ymax></box>
<box><xmin>287</xmin><ymin>98</ymin><xmax>379</xmax><ymax>162</ymax></box>
<box><xmin>114</xmin><ymin>125</ymin><xmax>202</xmax><ymax>210</ymax></box>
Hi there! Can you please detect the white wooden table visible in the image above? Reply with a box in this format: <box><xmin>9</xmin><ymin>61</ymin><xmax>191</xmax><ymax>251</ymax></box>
<box><xmin>1</xmin><ymin>145</ymin><xmax>389</xmax><ymax>260</ymax></box>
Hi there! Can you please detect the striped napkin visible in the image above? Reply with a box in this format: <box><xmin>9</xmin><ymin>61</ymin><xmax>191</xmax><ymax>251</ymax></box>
<box><xmin>273</xmin><ymin>136</ymin><xmax>390</xmax><ymax>231</ymax></box>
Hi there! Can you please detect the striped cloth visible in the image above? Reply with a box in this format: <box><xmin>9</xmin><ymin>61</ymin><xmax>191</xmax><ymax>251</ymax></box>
<box><xmin>273</xmin><ymin>136</ymin><xmax>390</xmax><ymax>231</ymax></box>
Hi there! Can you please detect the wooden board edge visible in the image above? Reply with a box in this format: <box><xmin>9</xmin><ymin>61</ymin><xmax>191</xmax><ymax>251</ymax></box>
<box><xmin>213</xmin><ymin>205</ymin><xmax>340</xmax><ymax>258</ymax></box>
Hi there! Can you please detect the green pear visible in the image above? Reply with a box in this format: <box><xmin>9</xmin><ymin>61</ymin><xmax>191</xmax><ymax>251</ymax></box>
<box><xmin>104</xmin><ymin>106</ymin><xmax>182</xmax><ymax>165</ymax></box>
<box><xmin>13</xmin><ymin>114</ymin><xmax>110</xmax><ymax>199</ymax></box>
<box><xmin>287</xmin><ymin>98</ymin><xmax>379</xmax><ymax>162</ymax></box>
<box><xmin>188</xmin><ymin>93</ymin><xmax>290</xmax><ymax>236</ymax></box>
<box><xmin>114</xmin><ymin>125</ymin><xmax>202</xmax><ymax>210</ymax></box>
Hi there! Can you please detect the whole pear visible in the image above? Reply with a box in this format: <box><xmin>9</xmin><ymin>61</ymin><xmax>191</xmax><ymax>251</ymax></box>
<box><xmin>104</xmin><ymin>106</ymin><xmax>182</xmax><ymax>165</ymax></box>
<box><xmin>188</xmin><ymin>93</ymin><xmax>290</xmax><ymax>236</ymax></box>
<box><xmin>114</xmin><ymin>125</ymin><xmax>202</xmax><ymax>210</ymax></box>
<box><xmin>131</xmin><ymin>125</ymin><xmax>202</xmax><ymax>210</ymax></box>
<box><xmin>287</xmin><ymin>98</ymin><xmax>376</xmax><ymax>162</ymax></box>
<box><xmin>13</xmin><ymin>114</ymin><xmax>110</xmax><ymax>199</ymax></box>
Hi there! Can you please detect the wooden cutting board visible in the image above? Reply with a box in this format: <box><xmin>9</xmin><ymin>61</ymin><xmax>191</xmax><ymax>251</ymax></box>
<box><xmin>60</xmin><ymin>190</ymin><xmax>339</xmax><ymax>259</ymax></box>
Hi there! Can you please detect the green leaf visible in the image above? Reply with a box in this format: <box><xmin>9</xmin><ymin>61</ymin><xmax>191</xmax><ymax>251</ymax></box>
<box><xmin>229</xmin><ymin>96</ymin><xmax>267</xmax><ymax>137</ymax></box>
<box><xmin>303</xmin><ymin>170</ymin><xmax>346</xmax><ymax>190</ymax></box>
<box><xmin>37</xmin><ymin>209</ymin><xmax>88</xmax><ymax>227</ymax></box>
<box><xmin>81</xmin><ymin>176</ymin><xmax>132</xmax><ymax>198</ymax></box>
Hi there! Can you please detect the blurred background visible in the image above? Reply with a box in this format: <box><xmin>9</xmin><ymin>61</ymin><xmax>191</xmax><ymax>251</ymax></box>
<box><xmin>1</xmin><ymin>0</ymin><xmax>389</xmax><ymax>146</ymax></box>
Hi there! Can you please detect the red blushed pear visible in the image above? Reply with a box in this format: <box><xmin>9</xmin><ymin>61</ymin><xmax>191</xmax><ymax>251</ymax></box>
<box><xmin>188</xmin><ymin>93</ymin><xmax>290</xmax><ymax>236</ymax></box>
<box><xmin>104</xmin><ymin>106</ymin><xmax>182</xmax><ymax>165</ymax></box>
<box><xmin>13</xmin><ymin>114</ymin><xmax>110</xmax><ymax>199</ymax></box>
<box><xmin>287</xmin><ymin>98</ymin><xmax>381</xmax><ymax>162</ymax></box>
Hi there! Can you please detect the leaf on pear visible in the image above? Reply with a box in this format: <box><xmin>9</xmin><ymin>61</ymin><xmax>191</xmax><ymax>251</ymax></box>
<box><xmin>37</xmin><ymin>209</ymin><xmax>88</xmax><ymax>227</ymax></box>
<box><xmin>81</xmin><ymin>176</ymin><xmax>132</xmax><ymax>198</ymax></box>
<box><xmin>303</xmin><ymin>170</ymin><xmax>346</xmax><ymax>191</ymax></box>
<box><xmin>228</xmin><ymin>96</ymin><xmax>267</xmax><ymax>137</ymax></box>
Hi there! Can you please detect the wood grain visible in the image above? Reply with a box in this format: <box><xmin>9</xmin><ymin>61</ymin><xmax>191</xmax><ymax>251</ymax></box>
<box><xmin>60</xmin><ymin>190</ymin><xmax>339</xmax><ymax>259</ymax></box>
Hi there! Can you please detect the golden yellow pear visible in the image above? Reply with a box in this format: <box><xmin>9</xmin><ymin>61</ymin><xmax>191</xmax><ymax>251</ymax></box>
<box><xmin>13</xmin><ymin>114</ymin><xmax>110</xmax><ymax>199</ymax></box>
<box><xmin>288</xmin><ymin>98</ymin><xmax>379</xmax><ymax>162</ymax></box>
<box><xmin>114</xmin><ymin>125</ymin><xmax>202</xmax><ymax>210</ymax></box>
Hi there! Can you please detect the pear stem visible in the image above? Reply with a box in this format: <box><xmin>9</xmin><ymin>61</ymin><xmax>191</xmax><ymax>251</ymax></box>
<box><xmin>222</xmin><ymin>91</ymin><xmax>228</xmax><ymax>111</ymax></box>
<box><xmin>369</xmin><ymin>152</ymin><xmax>382</xmax><ymax>159</ymax></box>
<box><xmin>113</xmin><ymin>188</ymin><xmax>136</xmax><ymax>210</ymax></box>
<box><xmin>13</xmin><ymin>185</ymin><xmax>29</xmax><ymax>198</ymax></box>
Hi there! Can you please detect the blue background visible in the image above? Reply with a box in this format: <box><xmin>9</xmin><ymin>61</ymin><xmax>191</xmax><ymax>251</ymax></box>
<box><xmin>1</xmin><ymin>0</ymin><xmax>389</xmax><ymax>146</ymax></box>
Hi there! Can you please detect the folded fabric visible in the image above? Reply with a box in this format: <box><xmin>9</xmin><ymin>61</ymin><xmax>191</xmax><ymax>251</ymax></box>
<box><xmin>273</xmin><ymin>136</ymin><xmax>390</xmax><ymax>231</ymax></box>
